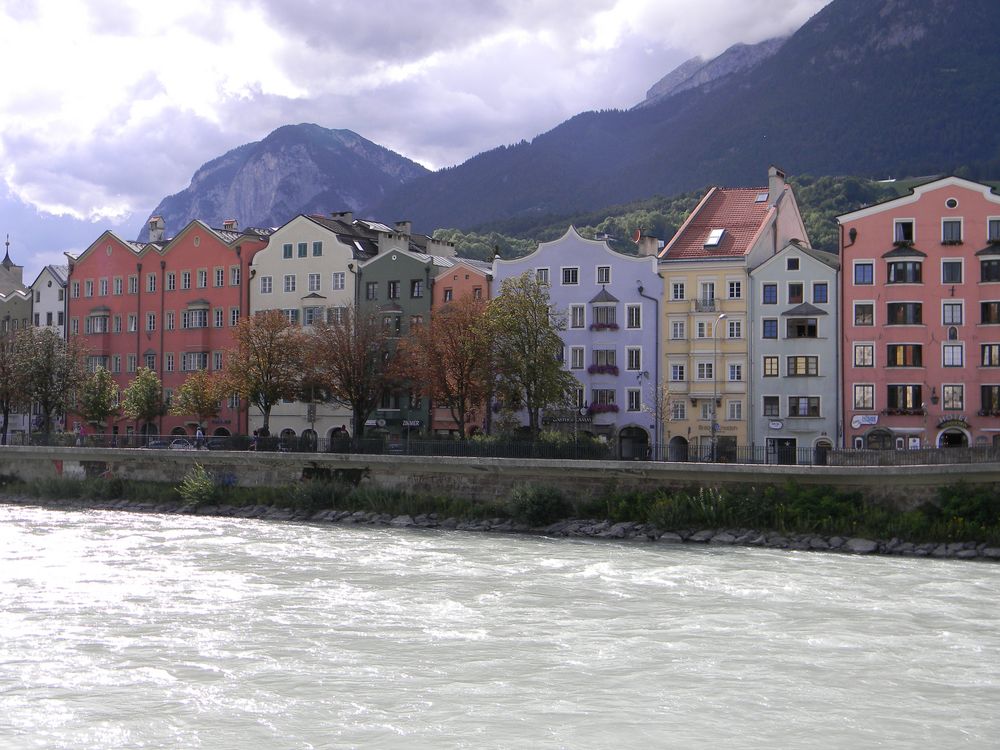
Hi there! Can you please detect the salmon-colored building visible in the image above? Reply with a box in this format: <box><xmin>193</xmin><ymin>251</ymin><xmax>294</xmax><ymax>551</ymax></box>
<box><xmin>839</xmin><ymin>176</ymin><xmax>1000</xmax><ymax>450</ymax></box>
<box><xmin>67</xmin><ymin>218</ymin><xmax>270</xmax><ymax>439</ymax></box>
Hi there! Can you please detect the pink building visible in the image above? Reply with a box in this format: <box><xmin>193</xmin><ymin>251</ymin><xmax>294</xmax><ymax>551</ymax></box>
<box><xmin>839</xmin><ymin>176</ymin><xmax>1000</xmax><ymax>450</ymax></box>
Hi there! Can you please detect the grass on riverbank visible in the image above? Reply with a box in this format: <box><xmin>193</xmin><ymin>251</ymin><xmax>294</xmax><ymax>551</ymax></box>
<box><xmin>4</xmin><ymin>472</ymin><xmax>999</xmax><ymax>545</ymax></box>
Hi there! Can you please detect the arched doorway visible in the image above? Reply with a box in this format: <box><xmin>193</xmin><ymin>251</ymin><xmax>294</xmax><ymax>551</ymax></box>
<box><xmin>171</xmin><ymin>426</ymin><xmax>188</xmax><ymax>436</ymax></box>
<box><xmin>667</xmin><ymin>436</ymin><xmax>689</xmax><ymax>462</ymax></box>
<box><xmin>213</xmin><ymin>427</ymin><xmax>231</xmax><ymax>437</ymax></box>
<box><xmin>938</xmin><ymin>429</ymin><xmax>969</xmax><ymax>448</ymax></box>
<box><xmin>618</xmin><ymin>426</ymin><xmax>649</xmax><ymax>460</ymax></box>
<box><xmin>279</xmin><ymin>427</ymin><xmax>296</xmax><ymax>452</ymax></box>
<box><xmin>300</xmin><ymin>428</ymin><xmax>317</xmax><ymax>452</ymax></box>
<box><xmin>814</xmin><ymin>439</ymin><xmax>833</xmax><ymax>466</ymax></box>
<box><xmin>865</xmin><ymin>428</ymin><xmax>893</xmax><ymax>450</ymax></box>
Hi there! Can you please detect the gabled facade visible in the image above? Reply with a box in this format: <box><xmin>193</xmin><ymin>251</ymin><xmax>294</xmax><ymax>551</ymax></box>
<box><xmin>839</xmin><ymin>176</ymin><xmax>1000</xmax><ymax>450</ymax></box>
<box><xmin>657</xmin><ymin>167</ymin><xmax>809</xmax><ymax>461</ymax></box>
<box><xmin>0</xmin><ymin>241</ymin><xmax>32</xmax><ymax>440</ymax></box>
<box><xmin>67</xmin><ymin>218</ymin><xmax>270</xmax><ymax>438</ymax></box>
<box><xmin>493</xmin><ymin>226</ymin><xmax>663</xmax><ymax>457</ymax></box>
<box><xmin>30</xmin><ymin>264</ymin><xmax>68</xmax><ymax>335</ymax></box>
<box><xmin>748</xmin><ymin>241</ymin><xmax>839</xmax><ymax>462</ymax></box>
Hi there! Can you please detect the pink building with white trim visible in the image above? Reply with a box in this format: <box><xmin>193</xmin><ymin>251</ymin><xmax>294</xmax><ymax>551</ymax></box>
<box><xmin>839</xmin><ymin>176</ymin><xmax>1000</xmax><ymax>450</ymax></box>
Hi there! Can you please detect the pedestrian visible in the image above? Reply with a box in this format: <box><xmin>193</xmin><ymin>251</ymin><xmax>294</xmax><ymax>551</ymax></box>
<box><xmin>75</xmin><ymin>424</ymin><xmax>83</xmax><ymax>447</ymax></box>
<box><xmin>249</xmin><ymin>429</ymin><xmax>258</xmax><ymax>451</ymax></box>
<box><xmin>195</xmin><ymin>426</ymin><xmax>204</xmax><ymax>449</ymax></box>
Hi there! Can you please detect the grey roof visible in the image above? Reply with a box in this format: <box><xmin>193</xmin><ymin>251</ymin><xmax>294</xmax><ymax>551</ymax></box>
<box><xmin>589</xmin><ymin>286</ymin><xmax>619</xmax><ymax>304</ymax></box>
<box><xmin>975</xmin><ymin>243</ymin><xmax>1000</xmax><ymax>256</ymax></box>
<box><xmin>882</xmin><ymin>244</ymin><xmax>926</xmax><ymax>259</ymax></box>
<box><xmin>782</xmin><ymin>302</ymin><xmax>827</xmax><ymax>317</ymax></box>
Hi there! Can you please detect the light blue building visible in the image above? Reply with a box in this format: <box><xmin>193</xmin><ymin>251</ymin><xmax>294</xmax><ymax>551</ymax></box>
<box><xmin>493</xmin><ymin>227</ymin><xmax>663</xmax><ymax>457</ymax></box>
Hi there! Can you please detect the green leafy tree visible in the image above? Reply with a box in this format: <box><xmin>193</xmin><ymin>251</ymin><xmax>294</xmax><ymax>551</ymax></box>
<box><xmin>488</xmin><ymin>272</ymin><xmax>579</xmax><ymax>437</ymax></box>
<box><xmin>0</xmin><ymin>331</ymin><xmax>25</xmax><ymax>445</ymax></box>
<box><xmin>171</xmin><ymin>369</ymin><xmax>227</xmax><ymax>429</ymax></box>
<box><xmin>77</xmin><ymin>367</ymin><xmax>119</xmax><ymax>434</ymax></box>
<box><xmin>225</xmin><ymin>309</ymin><xmax>307</xmax><ymax>436</ymax></box>
<box><xmin>121</xmin><ymin>367</ymin><xmax>165</xmax><ymax>437</ymax></box>
<box><xmin>15</xmin><ymin>326</ymin><xmax>85</xmax><ymax>439</ymax></box>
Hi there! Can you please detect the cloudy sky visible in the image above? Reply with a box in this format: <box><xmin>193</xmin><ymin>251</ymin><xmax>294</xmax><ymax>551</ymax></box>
<box><xmin>0</xmin><ymin>0</ymin><xmax>829</xmax><ymax>282</ymax></box>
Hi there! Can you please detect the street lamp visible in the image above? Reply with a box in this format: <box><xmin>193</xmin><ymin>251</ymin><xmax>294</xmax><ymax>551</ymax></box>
<box><xmin>712</xmin><ymin>312</ymin><xmax>727</xmax><ymax>462</ymax></box>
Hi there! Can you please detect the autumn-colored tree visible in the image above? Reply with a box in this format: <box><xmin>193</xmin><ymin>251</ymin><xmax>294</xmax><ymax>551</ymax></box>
<box><xmin>225</xmin><ymin>310</ymin><xmax>307</xmax><ymax>436</ymax></box>
<box><xmin>489</xmin><ymin>272</ymin><xmax>579</xmax><ymax>437</ymax></box>
<box><xmin>15</xmin><ymin>326</ymin><xmax>85</xmax><ymax>439</ymax></box>
<box><xmin>398</xmin><ymin>296</ymin><xmax>493</xmax><ymax>439</ymax></box>
<box><xmin>0</xmin><ymin>331</ymin><xmax>25</xmax><ymax>445</ymax></box>
<box><xmin>77</xmin><ymin>367</ymin><xmax>119</xmax><ymax>435</ymax></box>
<box><xmin>170</xmin><ymin>369</ymin><xmax>228</xmax><ymax>429</ymax></box>
<box><xmin>308</xmin><ymin>306</ymin><xmax>394</xmax><ymax>446</ymax></box>
<box><xmin>121</xmin><ymin>367</ymin><xmax>165</xmax><ymax>437</ymax></box>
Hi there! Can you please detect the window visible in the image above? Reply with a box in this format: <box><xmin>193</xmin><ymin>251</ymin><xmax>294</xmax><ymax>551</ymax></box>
<box><xmin>788</xmin><ymin>282</ymin><xmax>803</xmax><ymax>303</ymax></box>
<box><xmin>127</xmin><ymin>354</ymin><xmax>136</xmax><ymax>373</ymax></box>
<box><xmin>626</xmin><ymin>348</ymin><xmax>641</xmax><ymax>371</ymax></box>
<box><xmin>231</xmin><ymin>266</ymin><xmax>241</xmax><ymax>286</ymax></box>
<box><xmin>627</xmin><ymin>389</ymin><xmax>641</xmax><ymax>412</ymax></box>
<box><xmin>166</xmin><ymin>272</ymin><xmax>176</xmax><ymax>291</ymax></box>
<box><xmin>181</xmin><ymin>271</ymin><xmax>191</xmax><ymax>290</ymax></box>
<box><xmin>894</xmin><ymin>219</ymin><xmax>914</xmax><ymax>244</ymax></box>
<box><xmin>113</xmin><ymin>277</ymin><xmax>123</xmax><ymax>295</ymax></box>
<box><xmin>943</xmin><ymin>344</ymin><xmax>963</xmax><ymax>367</ymax></box>
<box><xmin>113</xmin><ymin>355</ymin><xmax>122</xmax><ymax>374</ymax></box>
<box><xmin>260</xmin><ymin>276</ymin><xmax>272</xmax><ymax>294</ymax></box>
<box><xmin>789</xmin><ymin>396</ymin><xmax>820</xmax><ymax>417</ymax></box>
<box><xmin>813</xmin><ymin>283</ymin><xmax>828</xmax><ymax>304</ymax></box>
<box><xmin>297</xmin><ymin>242</ymin><xmax>308</xmax><ymax>258</ymax></box>
<box><xmin>561</xmin><ymin>267</ymin><xmax>579</xmax><ymax>285</ymax></box>
<box><xmin>166</xmin><ymin>311</ymin><xmax>175</xmax><ymax>330</ymax></box>
<box><xmin>990</xmin><ymin>219</ymin><xmax>1000</xmax><ymax>242</ymax></box>
<box><xmin>762</xmin><ymin>319</ymin><xmax>778</xmax><ymax>339</ymax></box>
<box><xmin>982</xmin><ymin>344</ymin><xmax>1000</xmax><ymax>366</ymax></box>
<box><xmin>231</xmin><ymin>308</ymin><xmax>240</xmax><ymax>327</ymax></box>
<box><xmin>762</xmin><ymin>283</ymin><xmax>777</xmax><ymax>304</ymax></box>
<box><xmin>215</xmin><ymin>268</ymin><xmax>225</xmax><ymax>287</ymax></box>
<box><xmin>410</xmin><ymin>279</ymin><xmax>424</xmax><ymax>298</ymax></box>
<box><xmin>942</xmin><ymin>261</ymin><xmax>962</xmax><ymax>284</ymax></box>
<box><xmin>671</xmin><ymin>282</ymin><xmax>685</xmax><ymax>300</ymax></box>
<box><xmin>728</xmin><ymin>281</ymin><xmax>741</xmax><ymax>299</ymax></box>
<box><xmin>787</xmin><ymin>356</ymin><xmax>819</xmax><ymax>376</ymax></box>
<box><xmin>727</xmin><ymin>320</ymin><xmax>741</xmax><ymax>338</ymax></box>
<box><xmin>283</xmin><ymin>244</ymin><xmax>293</xmax><ymax>259</ymax></box>
<box><xmin>284</xmin><ymin>309</ymin><xmax>301</xmax><ymax>325</ymax></box>
<box><xmin>570</xmin><ymin>347</ymin><xmax>584</xmax><ymax>370</ymax></box>
<box><xmin>86</xmin><ymin>315</ymin><xmax>109</xmax><ymax>334</ymax></box>
<box><xmin>182</xmin><ymin>352</ymin><xmax>209</xmax><ymax>371</ymax></box>
<box><xmin>943</xmin><ymin>302</ymin><xmax>963</xmax><ymax>325</ymax></box>
<box><xmin>144</xmin><ymin>353</ymin><xmax>155</xmax><ymax>370</ymax></box>
<box><xmin>697</xmin><ymin>321</ymin><xmax>708</xmax><ymax>339</ymax></box>
<box><xmin>327</xmin><ymin>307</ymin><xmax>346</xmax><ymax>325</ymax></box>
<box><xmin>787</xmin><ymin>318</ymin><xmax>818</xmax><ymax>338</ymax></box>
<box><xmin>473</xmin><ymin>286</ymin><xmax>483</xmax><ymax>300</ymax></box>
<box><xmin>85</xmin><ymin>280</ymin><xmax>93</xmax><ymax>297</ymax></box>
<box><xmin>332</xmin><ymin>272</ymin><xmax>346</xmax><ymax>291</ymax></box>
<box><xmin>165</xmin><ymin>354</ymin><xmax>174</xmax><ymax>372</ymax></box>
<box><xmin>313</xmin><ymin>241</ymin><xmax>323</xmax><ymax>257</ymax></box>
<box><xmin>597</xmin><ymin>266</ymin><xmax>611</xmax><ymax>284</ymax></box>
<box><xmin>886</xmin><ymin>384</ymin><xmax>921</xmax><ymax>411</ymax></box>
<box><xmin>854</xmin><ymin>263</ymin><xmax>874</xmax><ymax>285</ymax></box>
<box><xmin>854</xmin><ymin>344</ymin><xmax>874</xmax><ymax>367</ymax></box>
<box><xmin>941</xmin><ymin>384</ymin><xmax>963</xmax><ymax>409</ymax></box>
<box><xmin>145</xmin><ymin>312</ymin><xmax>156</xmax><ymax>332</ymax></box>
<box><xmin>99</xmin><ymin>278</ymin><xmax>108</xmax><ymax>296</ymax></box>
<box><xmin>982</xmin><ymin>259</ymin><xmax>1000</xmax><ymax>282</ymax></box>
<box><xmin>763</xmin><ymin>396</ymin><xmax>780</xmax><ymax>417</ymax></box>
<box><xmin>699</xmin><ymin>282</ymin><xmax>715</xmax><ymax>307</ymax></box>
<box><xmin>886</xmin><ymin>344</ymin><xmax>922</xmax><ymax>367</ymax></box>
<box><xmin>592</xmin><ymin>349</ymin><xmax>616</xmax><ymax>368</ymax></box>
<box><xmin>763</xmin><ymin>356</ymin><xmax>779</xmax><ymax>377</ymax></box>
<box><xmin>697</xmin><ymin>362</ymin><xmax>714</xmax><ymax>380</ymax></box>
<box><xmin>593</xmin><ymin>306</ymin><xmax>617</xmax><ymax>327</ymax></box>
<box><xmin>303</xmin><ymin>307</ymin><xmax>322</xmax><ymax>326</ymax></box>
<box><xmin>387</xmin><ymin>280</ymin><xmax>400</xmax><ymax>299</ymax></box>
<box><xmin>671</xmin><ymin>364</ymin><xmax>685</xmax><ymax>381</ymax></box>
<box><xmin>854</xmin><ymin>303</ymin><xmax>874</xmax><ymax>326</ymax></box>
<box><xmin>671</xmin><ymin>321</ymin><xmax>685</xmax><ymax>339</ymax></box>
<box><xmin>670</xmin><ymin>401</ymin><xmax>686</xmax><ymax>421</ymax></box>
<box><xmin>591</xmin><ymin>388</ymin><xmax>616</xmax><ymax>406</ymax></box>
<box><xmin>887</xmin><ymin>303</ymin><xmax>922</xmax><ymax>325</ymax></box>
<box><xmin>71</xmin><ymin>318</ymin><xmax>79</xmax><ymax>334</ymax></box>
<box><xmin>727</xmin><ymin>401</ymin><xmax>742</xmax><ymax>421</ymax></box>
<box><xmin>982</xmin><ymin>385</ymin><xmax>1000</xmax><ymax>413</ymax></box>
<box><xmin>570</xmin><ymin>305</ymin><xmax>585</xmax><ymax>329</ymax></box>
<box><xmin>127</xmin><ymin>314</ymin><xmax>137</xmax><ymax>332</ymax></box>
<box><xmin>113</xmin><ymin>315</ymin><xmax>122</xmax><ymax>333</ymax></box>
<box><xmin>786</xmin><ymin>257</ymin><xmax>799</xmax><ymax>271</ymax></box>
<box><xmin>443</xmin><ymin>288</ymin><xmax>453</xmax><ymax>302</ymax></box>
<box><xmin>728</xmin><ymin>363</ymin><xmax>742</xmax><ymax>381</ymax></box>
<box><xmin>197</xmin><ymin>269</ymin><xmax>207</xmax><ymax>288</ymax></box>
<box><xmin>71</xmin><ymin>281</ymin><xmax>80</xmax><ymax>298</ymax></box>
<box><xmin>182</xmin><ymin>309</ymin><xmax>208</xmax><ymax>329</ymax></box>
<box><xmin>214</xmin><ymin>308</ymin><xmax>224</xmax><ymax>328</ymax></box>
<box><xmin>536</xmin><ymin>268</ymin><xmax>549</xmax><ymax>285</ymax></box>
<box><xmin>942</xmin><ymin>219</ymin><xmax>962</xmax><ymax>244</ymax></box>
<box><xmin>854</xmin><ymin>384</ymin><xmax>874</xmax><ymax>410</ymax></box>
<box><xmin>308</xmin><ymin>273</ymin><xmax>321</xmax><ymax>292</ymax></box>
<box><xmin>284</xmin><ymin>275</ymin><xmax>296</xmax><ymax>293</ymax></box>
<box><xmin>626</xmin><ymin>304</ymin><xmax>641</xmax><ymax>329</ymax></box>
<box><xmin>983</xmin><ymin>302</ymin><xmax>1000</xmax><ymax>324</ymax></box>
<box><xmin>887</xmin><ymin>261</ymin><xmax>922</xmax><ymax>284</ymax></box>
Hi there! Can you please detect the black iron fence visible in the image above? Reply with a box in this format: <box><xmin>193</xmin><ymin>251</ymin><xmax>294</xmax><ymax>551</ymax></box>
<box><xmin>5</xmin><ymin>432</ymin><xmax>1000</xmax><ymax>466</ymax></box>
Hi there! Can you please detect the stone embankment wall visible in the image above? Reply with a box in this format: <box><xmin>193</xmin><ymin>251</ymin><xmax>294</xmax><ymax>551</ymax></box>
<box><xmin>1</xmin><ymin>445</ymin><xmax>999</xmax><ymax>508</ymax></box>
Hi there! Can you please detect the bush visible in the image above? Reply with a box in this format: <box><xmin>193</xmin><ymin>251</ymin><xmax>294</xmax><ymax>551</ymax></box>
<box><xmin>177</xmin><ymin>464</ymin><xmax>217</xmax><ymax>508</ymax></box>
<box><xmin>509</xmin><ymin>486</ymin><xmax>571</xmax><ymax>526</ymax></box>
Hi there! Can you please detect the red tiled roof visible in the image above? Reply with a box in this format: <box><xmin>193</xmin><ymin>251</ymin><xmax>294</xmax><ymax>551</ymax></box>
<box><xmin>660</xmin><ymin>186</ymin><xmax>774</xmax><ymax>260</ymax></box>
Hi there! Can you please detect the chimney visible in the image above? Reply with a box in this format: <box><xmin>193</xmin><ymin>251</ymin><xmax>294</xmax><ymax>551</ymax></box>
<box><xmin>768</xmin><ymin>165</ymin><xmax>787</xmax><ymax>204</ymax></box>
<box><xmin>331</xmin><ymin>211</ymin><xmax>353</xmax><ymax>224</ymax></box>
<box><xmin>223</xmin><ymin>218</ymin><xmax>238</xmax><ymax>231</ymax></box>
<box><xmin>148</xmin><ymin>216</ymin><xmax>165</xmax><ymax>242</ymax></box>
<box><xmin>636</xmin><ymin>233</ymin><xmax>660</xmax><ymax>257</ymax></box>
<box><xmin>394</xmin><ymin>220</ymin><xmax>412</xmax><ymax>236</ymax></box>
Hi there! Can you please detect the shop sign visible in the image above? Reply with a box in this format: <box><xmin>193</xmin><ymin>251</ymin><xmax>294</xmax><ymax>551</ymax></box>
<box><xmin>851</xmin><ymin>414</ymin><xmax>879</xmax><ymax>429</ymax></box>
<box><xmin>768</xmin><ymin>420</ymin><xmax>783</xmax><ymax>430</ymax></box>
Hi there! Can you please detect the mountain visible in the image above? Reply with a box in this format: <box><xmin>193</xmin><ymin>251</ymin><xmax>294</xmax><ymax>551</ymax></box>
<box><xmin>372</xmin><ymin>0</ymin><xmax>1000</xmax><ymax>232</ymax></box>
<box><xmin>639</xmin><ymin>36</ymin><xmax>787</xmax><ymax>108</ymax></box>
<box><xmin>138</xmin><ymin>124</ymin><xmax>429</xmax><ymax>240</ymax></box>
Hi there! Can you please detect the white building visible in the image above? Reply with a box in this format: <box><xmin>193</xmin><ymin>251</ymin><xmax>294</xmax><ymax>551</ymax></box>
<box><xmin>30</xmin><ymin>264</ymin><xmax>68</xmax><ymax>336</ymax></box>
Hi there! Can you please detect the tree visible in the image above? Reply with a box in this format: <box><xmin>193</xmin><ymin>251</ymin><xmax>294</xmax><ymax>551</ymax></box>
<box><xmin>225</xmin><ymin>310</ymin><xmax>307</xmax><ymax>436</ymax></box>
<box><xmin>309</xmin><ymin>306</ymin><xmax>394</xmax><ymax>446</ymax></box>
<box><xmin>397</xmin><ymin>296</ymin><xmax>493</xmax><ymax>439</ymax></box>
<box><xmin>77</xmin><ymin>367</ymin><xmax>119</xmax><ymax>435</ymax></box>
<box><xmin>171</xmin><ymin>369</ymin><xmax>227</xmax><ymax>429</ymax></box>
<box><xmin>0</xmin><ymin>331</ymin><xmax>25</xmax><ymax>445</ymax></box>
<box><xmin>488</xmin><ymin>272</ymin><xmax>579</xmax><ymax>437</ymax></box>
<box><xmin>14</xmin><ymin>326</ymin><xmax>85</xmax><ymax>439</ymax></box>
<box><xmin>121</xmin><ymin>367</ymin><xmax>165</xmax><ymax>437</ymax></box>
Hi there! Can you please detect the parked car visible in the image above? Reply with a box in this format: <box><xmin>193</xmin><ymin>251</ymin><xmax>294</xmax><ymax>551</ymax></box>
<box><xmin>142</xmin><ymin>439</ymin><xmax>169</xmax><ymax>449</ymax></box>
<box><xmin>169</xmin><ymin>438</ymin><xmax>195</xmax><ymax>450</ymax></box>
<box><xmin>206</xmin><ymin>437</ymin><xmax>230</xmax><ymax>451</ymax></box>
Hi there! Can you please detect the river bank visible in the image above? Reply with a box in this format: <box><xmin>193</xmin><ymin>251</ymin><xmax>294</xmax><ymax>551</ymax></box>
<box><xmin>4</xmin><ymin>494</ymin><xmax>999</xmax><ymax>562</ymax></box>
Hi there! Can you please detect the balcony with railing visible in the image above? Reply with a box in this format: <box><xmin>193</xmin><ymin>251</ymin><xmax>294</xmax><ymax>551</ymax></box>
<box><xmin>693</xmin><ymin>297</ymin><xmax>719</xmax><ymax>313</ymax></box>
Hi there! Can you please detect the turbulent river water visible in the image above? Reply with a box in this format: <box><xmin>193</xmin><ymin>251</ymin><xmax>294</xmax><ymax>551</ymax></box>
<box><xmin>1</xmin><ymin>504</ymin><xmax>998</xmax><ymax>749</ymax></box>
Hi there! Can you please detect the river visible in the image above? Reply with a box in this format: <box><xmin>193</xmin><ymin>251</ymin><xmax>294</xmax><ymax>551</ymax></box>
<box><xmin>0</xmin><ymin>504</ymin><xmax>997</xmax><ymax>749</ymax></box>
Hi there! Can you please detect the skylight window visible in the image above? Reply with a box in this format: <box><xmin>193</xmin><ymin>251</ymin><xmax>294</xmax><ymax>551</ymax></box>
<box><xmin>755</xmin><ymin>192</ymin><xmax>769</xmax><ymax>203</ymax></box>
<box><xmin>705</xmin><ymin>228</ymin><xmax>725</xmax><ymax>247</ymax></box>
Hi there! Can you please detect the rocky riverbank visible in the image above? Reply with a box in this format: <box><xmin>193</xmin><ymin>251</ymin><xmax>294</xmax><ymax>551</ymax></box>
<box><xmin>5</xmin><ymin>494</ymin><xmax>1000</xmax><ymax>562</ymax></box>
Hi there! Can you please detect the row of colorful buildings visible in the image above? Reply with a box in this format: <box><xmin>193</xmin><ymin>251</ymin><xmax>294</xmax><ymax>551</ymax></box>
<box><xmin>3</xmin><ymin>169</ymin><xmax>998</xmax><ymax>459</ymax></box>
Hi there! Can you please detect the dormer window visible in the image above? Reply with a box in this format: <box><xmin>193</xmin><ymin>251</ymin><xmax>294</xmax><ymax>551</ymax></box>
<box><xmin>704</xmin><ymin>228</ymin><xmax>725</xmax><ymax>247</ymax></box>
<box><xmin>942</xmin><ymin>219</ymin><xmax>962</xmax><ymax>245</ymax></box>
<box><xmin>894</xmin><ymin>220</ymin><xmax>915</xmax><ymax>245</ymax></box>
<box><xmin>989</xmin><ymin>219</ymin><xmax>1000</xmax><ymax>243</ymax></box>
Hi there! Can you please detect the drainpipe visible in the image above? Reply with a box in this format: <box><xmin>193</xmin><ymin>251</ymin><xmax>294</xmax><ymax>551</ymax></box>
<box><xmin>637</xmin><ymin>279</ymin><xmax>660</xmax><ymax>457</ymax></box>
<box><xmin>159</xmin><ymin>260</ymin><xmax>166</xmax><ymax>436</ymax></box>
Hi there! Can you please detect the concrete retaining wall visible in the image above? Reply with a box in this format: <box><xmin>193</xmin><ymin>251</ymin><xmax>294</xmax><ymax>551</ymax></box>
<box><xmin>1</xmin><ymin>446</ymin><xmax>997</xmax><ymax>507</ymax></box>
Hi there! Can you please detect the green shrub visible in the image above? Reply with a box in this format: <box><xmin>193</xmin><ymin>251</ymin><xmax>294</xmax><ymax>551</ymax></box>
<box><xmin>177</xmin><ymin>464</ymin><xmax>217</xmax><ymax>508</ymax></box>
<box><xmin>509</xmin><ymin>486</ymin><xmax>571</xmax><ymax>526</ymax></box>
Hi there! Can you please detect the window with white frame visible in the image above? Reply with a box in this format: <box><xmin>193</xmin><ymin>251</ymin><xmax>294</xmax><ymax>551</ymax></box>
<box><xmin>697</xmin><ymin>362</ymin><xmax>713</xmax><ymax>380</ymax></box>
<box><xmin>943</xmin><ymin>384</ymin><xmax>964</xmax><ymax>409</ymax></box>
<box><xmin>332</xmin><ymin>272</ymin><xmax>345</xmax><ymax>290</ymax></box>
<box><xmin>214</xmin><ymin>308</ymin><xmax>224</xmax><ymax>328</ymax></box>
<box><xmin>166</xmin><ymin>272</ymin><xmax>176</xmax><ymax>291</ymax></box>
<box><xmin>854</xmin><ymin>384</ymin><xmax>874</xmax><ymax>410</ymax></box>
<box><xmin>197</xmin><ymin>269</ymin><xmax>207</xmax><ymax>288</ymax></box>
<box><xmin>942</xmin><ymin>302</ymin><xmax>963</xmax><ymax>325</ymax></box>
<box><xmin>231</xmin><ymin>266</ymin><xmax>241</xmax><ymax>286</ymax></box>
<box><xmin>182</xmin><ymin>309</ymin><xmax>208</xmax><ymax>329</ymax></box>
<box><xmin>854</xmin><ymin>344</ymin><xmax>874</xmax><ymax>367</ymax></box>
<box><xmin>591</xmin><ymin>388</ymin><xmax>615</xmax><ymax>406</ymax></box>
<box><xmin>182</xmin><ymin>352</ymin><xmax>209</xmax><ymax>371</ymax></box>
<box><xmin>536</xmin><ymin>268</ymin><xmax>549</xmax><ymax>285</ymax></box>
<box><xmin>261</xmin><ymin>276</ymin><xmax>273</xmax><ymax>294</ymax></box>
<box><xmin>215</xmin><ymin>268</ymin><xmax>225</xmax><ymax>287</ymax></box>
<box><xmin>570</xmin><ymin>305</ymin><xmax>585</xmax><ymax>329</ymax></box>
<box><xmin>727</xmin><ymin>400</ymin><xmax>742</xmax><ymax>420</ymax></box>
<box><xmin>728</xmin><ymin>319</ymin><xmax>741</xmax><ymax>338</ymax></box>
<box><xmin>561</xmin><ymin>267</ymin><xmax>579</xmax><ymax>285</ymax></box>
<box><xmin>942</xmin><ymin>219</ymin><xmax>963</xmax><ymax>244</ymax></box>
<box><xmin>597</xmin><ymin>266</ymin><xmax>611</xmax><ymax>284</ymax></box>
<box><xmin>626</xmin><ymin>389</ymin><xmax>641</xmax><ymax>412</ymax></box>
<box><xmin>943</xmin><ymin>344</ymin><xmax>963</xmax><ymax>367</ymax></box>
<box><xmin>230</xmin><ymin>308</ymin><xmax>240</xmax><ymax>326</ymax></box>
<box><xmin>671</xmin><ymin>321</ymin><xmax>685</xmax><ymax>339</ymax></box>
<box><xmin>100</xmin><ymin>278</ymin><xmax>108</xmax><ymax>296</ymax></box>
<box><xmin>308</xmin><ymin>273</ymin><xmax>321</xmax><ymax>292</ymax></box>
<box><xmin>626</xmin><ymin>348</ymin><xmax>641</xmax><ymax>371</ymax></box>
<box><xmin>165</xmin><ymin>353</ymin><xmax>174</xmax><ymax>372</ymax></box>
<box><xmin>942</xmin><ymin>260</ymin><xmax>962</xmax><ymax>284</ymax></box>
<box><xmin>728</xmin><ymin>363</ymin><xmax>742</xmax><ymax>381</ymax></box>
<box><xmin>700</xmin><ymin>402</ymin><xmax>713</xmax><ymax>420</ymax></box>
<box><xmin>671</xmin><ymin>282</ymin><xmax>685</xmax><ymax>300</ymax></box>
<box><xmin>213</xmin><ymin>351</ymin><xmax>224</xmax><ymax>370</ymax></box>
<box><xmin>670</xmin><ymin>400</ymin><xmax>686</xmax><ymax>420</ymax></box>
<box><xmin>127</xmin><ymin>314</ymin><xmax>137</xmax><ymax>332</ymax></box>
<box><xmin>728</xmin><ymin>280</ymin><xmax>742</xmax><ymax>299</ymax></box>
<box><xmin>570</xmin><ymin>346</ymin><xmax>584</xmax><ymax>370</ymax></box>
<box><xmin>626</xmin><ymin>304</ymin><xmax>641</xmax><ymax>329</ymax></box>
<box><xmin>670</xmin><ymin>364</ymin><xmax>685</xmax><ymax>381</ymax></box>
<box><xmin>697</xmin><ymin>321</ymin><xmax>708</xmax><ymax>338</ymax></box>
<box><xmin>284</xmin><ymin>274</ymin><xmax>296</xmax><ymax>293</ymax></box>
<box><xmin>145</xmin><ymin>312</ymin><xmax>156</xmax><ymax>331</ymax></box>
